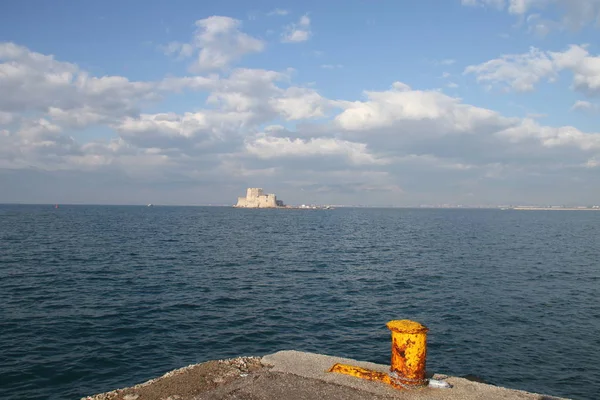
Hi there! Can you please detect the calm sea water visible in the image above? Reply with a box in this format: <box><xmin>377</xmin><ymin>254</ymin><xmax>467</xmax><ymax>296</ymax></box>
<box><xmin>1</xmin><ymin>205</ymin><xmax>599</xmax><ymax>400</ymax></box>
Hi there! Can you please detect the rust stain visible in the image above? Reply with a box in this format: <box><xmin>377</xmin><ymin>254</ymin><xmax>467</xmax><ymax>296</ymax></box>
<box><xmin>328</xmin><ymin>320</ymin><xmax>429</xmax><ymax>390</ymax></box>
<box><xmin>328</xmin><ymin>363</ymin><xmax>391</xmax><ymax>385</ymax></box>
<box><xmin>387</xmin><ymin>320</ymin><xmax>428</xmax><ymax>388</ymax></box>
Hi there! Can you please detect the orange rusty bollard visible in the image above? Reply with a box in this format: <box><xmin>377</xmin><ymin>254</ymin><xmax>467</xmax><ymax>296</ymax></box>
<box><xmin>328</xmin><ymin>319</ymin><xmax>429</xmax><ymax>390</ymax></box>
<box><xmin>386</xmin><ymin>320</ymin><xmax>429</xmax><ymax>389</ymax></box>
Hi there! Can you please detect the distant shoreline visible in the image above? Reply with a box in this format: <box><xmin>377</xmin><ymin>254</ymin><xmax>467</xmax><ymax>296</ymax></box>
<box><xmin>511</xmin><ymin>207</ymin><xmax>600</xmax><ymax>211</ymax></box>
<box><xmin>2</xmin><ymin>203</ymin><xmax>599</xmax><ymax>210</ymax></box>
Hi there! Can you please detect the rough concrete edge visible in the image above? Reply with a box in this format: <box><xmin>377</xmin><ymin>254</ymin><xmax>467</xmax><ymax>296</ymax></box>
<box><xmin>81</xmin><ymin>356</ymin><xmax>261</xmax><ymax>400</ymax></box>
<box><xmin>440</xmin><ymin>376</ymin><xmax>570</xmax><ymax>400</ymax></box>
<box><xmin>83</xmin><ymin>351</ymin><xmax>571</xmax><ymax>400</ymax></box>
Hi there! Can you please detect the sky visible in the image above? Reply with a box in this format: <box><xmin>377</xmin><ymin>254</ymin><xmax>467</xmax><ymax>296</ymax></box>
<box><xmin>1</xmin><ymin>0</ymin><xmax>600</xmax><ymax>206</ymax></box>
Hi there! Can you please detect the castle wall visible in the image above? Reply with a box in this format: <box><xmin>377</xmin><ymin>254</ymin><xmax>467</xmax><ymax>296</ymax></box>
<box><xmin>235</xmin><ymin>188</ymin><xmax>283</xmax><ymax>208</ymax></box>
<box><xmin>236</xmin><ymin>196</ymin><xmax>248</xmax><ymax>207</ymax></box>
<box><xmin>247</xmin><ymin>188</ymin><xmax>264</xmax><ymax>198</ymax></box>
<box><xmin>257</xmin><ymin>194</ymin><xmax>277</xmax><ymax>208</ymax></box>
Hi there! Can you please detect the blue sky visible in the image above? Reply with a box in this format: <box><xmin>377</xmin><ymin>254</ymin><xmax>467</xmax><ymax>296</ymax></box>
<box><xmin>1</xmin><ymin>0</ymin><xmax>600</xmax><ymax>205</ymax></box>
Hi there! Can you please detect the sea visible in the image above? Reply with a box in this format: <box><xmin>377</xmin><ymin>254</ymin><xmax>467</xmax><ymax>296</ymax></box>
<box><xmin>0</xmin><ymin>205</ymin><xmax>599</xmax><ymax>400</ymax></box>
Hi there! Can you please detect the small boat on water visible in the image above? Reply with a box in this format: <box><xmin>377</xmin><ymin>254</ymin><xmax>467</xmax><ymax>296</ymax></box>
<box><xmin>147</xmin><ymin>204</ymin><xmax>153</xmax><ymax>207</ymax></box>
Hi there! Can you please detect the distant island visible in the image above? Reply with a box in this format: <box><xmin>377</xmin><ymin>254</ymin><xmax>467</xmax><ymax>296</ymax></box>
<box><xmin>235</xmin><ymin>188</ymin><xmax>285</xmax><ymax>208</ymax></box>
<box><xmin>234</xmin><ymin>188</ymin><xmax>332</xmax><ymax>209</ymax></box>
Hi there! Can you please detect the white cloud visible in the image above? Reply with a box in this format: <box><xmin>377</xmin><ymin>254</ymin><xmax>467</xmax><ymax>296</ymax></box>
<box><xmin>270</xmin><ymin>87</ymin><xmax>329</xmax><ymax>120</ymax></box>
<box><xmin>281</xmin><ymin>14</ymin><xmax>312</xmax><ymax>43</ymax></box>
<box><xmin>158</xmin><ymin>75</ymin><xmax>217</xmax><ymax>92</ymax></box>
<box><xmin>391</xmin><ymin>81</ymin><xmax>412</xmax><ymax>91</ymax></box>
<box><xmin>245</xmin><ymin>135</ymin><xmax>386</xmax><ymax>165</ymax></box>
<box><xmin>495</xmin><ymin>117</ymin><xmax>600</xmax><ymax>150</ymax></box>
<box><xmin>267</xmin><ymin>9</ymin><xmax>289</xmax><ymax>16</ymax></box>
<box><xmin>114</xmin><ymin>111</ymin><xmax>247</xmax><ymax>151</ymax></box>
<box><xmin>18</xmin><ymin>118</ymin><xmax>62</xmax><ymax>142</ymax></box>
<box><xmin>3</xmin><ymin>36</ymin><xmax>600</xmax><ymax>205</ymax></box>
<box><xmin>161</xmin><ymin>41</ymin><xmax>194</xmax><ymax>59</ymax></box>
<box><xmin>586</xmin><ymin>156</ymin><xmax>600</xmax><ymax>167</ymax></box>
<box><xmin>465</xmin><ymin>45</ymin><xmax>600</xmax><ymax>94</ymax></box>
<box><xmin>461</xmin><ymin>0</ymin><xmax>506</xmax><ymax>9</ymax></box>
<box><xmin>571</xmin><ymin>100</ymin><xmax>594</xmax><ymax>111</ymax></box>
<box><xmin>330</xmin><ymin>81</ymin><xmax>600</xmax><ymax>183</ymax></box>
<box><xmin>0</xmin><ymin>41</ymin><xmax>329</xmax><ymax>153</ymax></box>
<box><xmin>108</xmin><ymin>68</ymin><xmax>330</xmax><ymax>152</ymax></box>
<box><xmin>461</xmin><ymin>0</ymin><xmax>600</xmax><ymax>32</ymax></box>
<box><xmin>551</xmin><ymin>45</ymin><xmax>600</xmax><ymax>95</ymax></box>
<box><xmin>163</xmin><ymin>16</ymin><xmax>264</xmax><ymax>71</ymax></box>
<box><xmin>571</xmin><ymin>100</ymin><xmax>600</xmax><ymax>112</ymax></box>
<box><xmin>0</xmin><ymin>42</ymin><xmax>157</xmax><ymax>119</ymax></box>
<box><xmin>47</xmin><ymin>106</ymin><xmax>108</xmax><ymax>128</ymax></box>
<box><xmin>333</xmin><ymin>81</ymin><xmax>505</xmax><ymax>132</ymax></box>
<box><xmin>464</xmin><ymin>47</ymin><xmax>557</xmax><ymax>92</ymax></box>
<box><xmin>320</xmin><ymin>64</ymin><xmax>343</xmax><ymax>69</ymax></box>
<box><xmin>202</xmin><ymin>68</ymin><xmax>330</xmax><ymax>122</ymax></box>
<box><xmin>526</xmin><ymin>13</ymin><xmax>554</xmax><ymax>36</ymax></box>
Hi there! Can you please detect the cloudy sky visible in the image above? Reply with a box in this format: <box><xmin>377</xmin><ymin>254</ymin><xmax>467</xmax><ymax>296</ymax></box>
<box><xmin>1</xmin><ymin>0</ymin><xmax>600</xmax><ymax>206</ymax></box>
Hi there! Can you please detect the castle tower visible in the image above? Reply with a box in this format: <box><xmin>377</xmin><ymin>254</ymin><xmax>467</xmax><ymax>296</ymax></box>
<box><xmin>235</xmin><ymin>188</ymin><xmax>284</xmax><ymax>208</ymax></box>
<box><xmin>247</xmin><ymin>188</ymin><xmax>263</xmax><ymax>199</ymax></box>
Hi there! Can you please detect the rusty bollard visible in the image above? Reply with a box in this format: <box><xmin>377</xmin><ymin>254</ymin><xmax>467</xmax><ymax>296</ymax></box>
<box><xmin>329</xmin><ymin>319</ymin><xmax>429</xmax><ymax>390</ymax></box>
<box><xmin>387</xmin><ymin>320</ymin><xmax>428</xmax><ymax>389</ymax></box>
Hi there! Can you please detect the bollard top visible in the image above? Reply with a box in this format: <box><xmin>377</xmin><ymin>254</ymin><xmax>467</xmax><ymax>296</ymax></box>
<box><xmin>386</xmin><ymin>320</ymin><xmax>429</xmax><ymax>334</ymax></box>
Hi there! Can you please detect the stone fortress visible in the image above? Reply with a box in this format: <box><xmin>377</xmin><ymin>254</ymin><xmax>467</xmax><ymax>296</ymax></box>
<box><xmin>235</xmin><ymin>188</ymin><xmax>285</xmax><ymax>208</ymax></box>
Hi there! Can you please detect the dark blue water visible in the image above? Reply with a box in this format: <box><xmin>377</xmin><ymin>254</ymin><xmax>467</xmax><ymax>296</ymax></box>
<box><xmin>1</xmin><ymin>205</ymin><xmax>599</xmax><ymax>399</ymax></box>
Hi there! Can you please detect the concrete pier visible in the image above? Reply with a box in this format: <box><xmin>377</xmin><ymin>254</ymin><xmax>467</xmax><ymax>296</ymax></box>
<box><xmin>83</xmin><ymin>351</ymin><xmax>568</xmax><ymax>400</ymax></box>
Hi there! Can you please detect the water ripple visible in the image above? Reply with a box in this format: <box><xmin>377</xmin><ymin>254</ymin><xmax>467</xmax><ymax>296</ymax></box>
<box><xmin>0</xmin><ymin>206</ymin><xmax>599</xmax><ymax>399</ymax></box>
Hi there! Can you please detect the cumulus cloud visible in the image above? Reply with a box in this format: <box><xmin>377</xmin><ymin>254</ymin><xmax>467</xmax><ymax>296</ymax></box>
<box><xmin>333</xmin><ymin>82</ymin><xmax>506</xmax><ymax>134</ymax></box>
<box><xmin>465</xmin><ymin>44</ymin><xmax>600</xmax><ymax>95</ymax></box>
<box><xmin>329</xmin><ymin>81</ymin><xmax>600</xmax><ymax>184</ymax></box>
<box><xmin>3</xmin><ymin>24</ymin><xmax>600</xmax><ymax>205</ymax></box>
<box><xmin>113</xmin><ymin>71</ymin><xmax>330</xmax><ymax>155</ymax></box>
<box><xmin>163</xmin><ymin>16</ymin><xmax>265</xmax><ymax>71</ymax></box>
<box><xmin>464</xmin><ymin>47</ymin><xmax>557</xmax><ymax>92</ymax></box>
<box><xmin>461</xmin><ymin>0</ymin><xmax>600</xmax><ymax>33</ymax></box>
<box><xmin>281</xmin><ymin>15</ymin><xmax>312</xmax><ymax>43</ymax></box>
<box><xmin>245</xmin><ymin>134</ymin><xmax>387</xmax><ymax>165</ymax></box>
<box><xmin>571</xmin><ymin>100</ymin><xmax>600</xmax><ymax>112</ymax></box>
<box><xmin>0</xmin><ymin>42</ymin><xmax>157</xmax><ymax>117</ymax></box>
<box><xmin>271</xmin><ymin>87</ymin><xmax>329</xmax><ymax>120</ymax></box>
<box><xmin>0</xmin><ymin>39</ymin><xmax>329</xmax><ymax>170</ymax></box>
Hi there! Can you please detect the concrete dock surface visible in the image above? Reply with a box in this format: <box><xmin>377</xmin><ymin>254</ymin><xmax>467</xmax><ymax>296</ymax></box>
<box><xmin>84</xmin><ymin>350</ymin><xmax>568</xmax><ymax>400</ymax></box>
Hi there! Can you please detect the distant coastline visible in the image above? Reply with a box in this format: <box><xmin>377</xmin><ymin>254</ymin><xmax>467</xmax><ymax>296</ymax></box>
<box><xmin>1</xmin><ymin>203</ymin><xmax>599</xmax><ymax>210</ymax></box>
<box><xmin>510</xmin><ymin>207</ymin><xmax>600</xmax><ymax>211</ymax></box>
